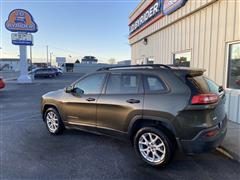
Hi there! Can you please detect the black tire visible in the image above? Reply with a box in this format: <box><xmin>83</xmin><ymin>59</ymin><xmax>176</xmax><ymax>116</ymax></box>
<box><xmin>134</xmin><ymin>127</ymin><xmax>175</xmax><ymax>167</ymax></box>
<box><xmin>44</xmin><ymin>107</ymin><xmax>65</xmax><ymax>135</ymax></box>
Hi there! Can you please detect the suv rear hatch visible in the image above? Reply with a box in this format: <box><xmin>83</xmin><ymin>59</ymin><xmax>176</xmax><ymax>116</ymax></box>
<box><xmin>173</xmin><ymin>68</ymin><xmax>227</xmax><ymax>139</ymax></box>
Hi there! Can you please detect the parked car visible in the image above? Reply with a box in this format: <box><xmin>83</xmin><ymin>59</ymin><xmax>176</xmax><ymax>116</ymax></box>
<box><xmin>52</xmin><ymin>68</ymin><xmax>63</xmax><ymax>76</ymax></box>
<box><xmin>28</xmin><ymin>67</ymin><xmax>40</xmax><ymax>75</ymax></box>
<box><xmin>34</xmin><ymin>68</ymin><xmax>57</xmax><ymax>78</ymax></box>
<box><xmin>41</xmin><ymin>64</ymin><xmax>227</xmax><ymax>167</ymax></box>
<box><xmin>0</xmin><ymin>77</ymin><xmax>5</xmax><ymax>89</ymax></box>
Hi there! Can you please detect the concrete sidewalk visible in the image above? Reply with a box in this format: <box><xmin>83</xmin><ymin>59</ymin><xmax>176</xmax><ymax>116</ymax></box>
<box><xmin>221</xmin><ymin>121</ymin><xmax>240</xmax><ymax>161</ymax></box>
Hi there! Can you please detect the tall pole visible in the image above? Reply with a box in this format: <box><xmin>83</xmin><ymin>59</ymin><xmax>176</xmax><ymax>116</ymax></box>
<box><xmin>30</xmin><ymin>45</ymin><xmax>33</xmax><ymax>78</ymax></box>
<box><xmin>17</xmin><ymin>44</ymin><xmax>32</xmax><ymax>83</ymax></box>
<box><xmin>46</xmin><ymin>45</ymin><xmax>49</xmax><ymax>67</ymax></box>
<box><xmin>50</xmin><ymin>52</ymin><xmax>52</xmax><ymax>67</ymax></box>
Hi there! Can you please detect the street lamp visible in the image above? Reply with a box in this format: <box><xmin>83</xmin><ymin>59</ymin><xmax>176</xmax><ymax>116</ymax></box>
<box><xmin>50</xmin><ymin>52</ymin><xmax>53</xmax><ymax>67</ymax></box>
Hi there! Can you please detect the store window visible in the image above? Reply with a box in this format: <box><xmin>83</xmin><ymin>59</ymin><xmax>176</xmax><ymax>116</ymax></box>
<box><xmin>227</xmin><ymin>42</ymin><xmax>240</xmax><ymax>89</ymax></box>
<box><xmin>173</xmin><ymin>51</ymin><xmax>191</xmax><ymax>67</ymax></box>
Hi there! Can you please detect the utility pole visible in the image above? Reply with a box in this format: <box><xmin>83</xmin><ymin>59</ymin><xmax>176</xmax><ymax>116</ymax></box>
<box><xmin>50</xmin><ymin>52</ymin><xmax>52</xmax><ymax>67</ymax></box>
<box><xmin>30</xmin><ymin>45</ymin><xmax>33</xmax><ymax>78</ymax></box>
<box><xmin>46</xmin><ymin>45</ymin><xmax>49</xmax><ymax>67</ymax></box>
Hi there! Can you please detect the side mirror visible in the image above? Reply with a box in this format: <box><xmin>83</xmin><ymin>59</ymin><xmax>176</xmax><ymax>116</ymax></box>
<box><xmin>73</xmin><ymin>88</ymin><xmax>84</xmax><ymax>95</ymax></box>
<box><xmin>65</xmin><ymin>86</ymin><xmax>74</xmax><ymax>93</ymax></box>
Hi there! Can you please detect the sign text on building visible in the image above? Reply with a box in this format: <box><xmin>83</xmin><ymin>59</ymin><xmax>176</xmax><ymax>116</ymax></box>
<box><xmin>129</xmin><ymin>0</ymin><xmax>188</xmax><ymax>35</ymax></box>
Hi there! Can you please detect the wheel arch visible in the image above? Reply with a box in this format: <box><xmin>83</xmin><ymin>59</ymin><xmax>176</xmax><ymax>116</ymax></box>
<box><xmin>42</xmin><ymin>104</ymin><xmax>60</xmax><ymax>121</ymax></box>
<box><xmin>128</xmin><ymin>117</ymin><xmax>177</xmax><ymax>144</ymax></box>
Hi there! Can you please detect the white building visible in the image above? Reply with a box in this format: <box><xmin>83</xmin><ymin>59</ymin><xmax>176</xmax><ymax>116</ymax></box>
<box><xmin>129</xmin><ymin>0</ymin><xmax>240</xmax><ymax>123</ymax></box>
<box><xmin>0</xmin><ymin>58</ymin><xmax>21</xmax><ymax>71</ymax></box>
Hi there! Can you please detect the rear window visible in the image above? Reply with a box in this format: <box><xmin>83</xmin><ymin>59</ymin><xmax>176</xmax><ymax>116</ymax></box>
<box><xmin>187</xmin><ymin>76</ymin><xmax>221</xmax><ymax>95</ymax></box>
<box><xmin>143</xmin><ymin>75</ymin><xmax>167</xmax><ymax>93</ymax></box>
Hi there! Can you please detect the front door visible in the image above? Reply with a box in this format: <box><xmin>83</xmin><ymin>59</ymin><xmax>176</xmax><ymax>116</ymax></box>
<box><xmin>62</xmin><ymin>73</ymin><xmax>106</xmax><ymax>126</ymax></box>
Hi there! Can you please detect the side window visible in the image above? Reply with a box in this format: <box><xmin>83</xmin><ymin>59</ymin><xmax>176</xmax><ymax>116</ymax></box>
<box><xmin>106</xmin><ymin>73</ymin><xmax>139</xmax><ymax>94</ymax></box>
<box><xmin>74</xmin><ymin>73</ymin><xmax>106</xmax><ymax>94</ymax></box>
<box><xmin>143</xmin><ymin>75</ymin><xmax>167</xmax><ymax>93</ymax></box>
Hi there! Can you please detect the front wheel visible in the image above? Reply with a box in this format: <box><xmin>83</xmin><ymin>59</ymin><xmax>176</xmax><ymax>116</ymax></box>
<box><xmin>134</xmin><ymin>127</ymin><xmax>174</xmax><ymax>167</ymax></box>
<box><xmin>44</xmin><ymin>107</ymin><xmax>64</xmax><ymax>135</ymax></box>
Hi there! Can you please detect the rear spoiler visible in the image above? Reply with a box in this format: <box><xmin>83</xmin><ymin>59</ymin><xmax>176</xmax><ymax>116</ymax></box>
<box><xmin>185</xmin><ymin>69</ymin><xmax>206</xmax><ymax>77</ymax></box>
<box><xmin>172</xmin><ymin>67</ymin><xmax>205</xmax><ymax>75</ymax></box>
<box><xmin>172</xmin><ymin>68</ymin><xmax>206</xmax><ymax>81</ymax></box>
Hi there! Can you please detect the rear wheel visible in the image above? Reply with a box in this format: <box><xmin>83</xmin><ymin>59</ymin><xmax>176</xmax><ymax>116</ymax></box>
<box><xmin>134</xmin><ymin>127</ymin><xmax>174</xmax><ymax>167</ymax></box>
<box><xmin>44</xmin><ymin>107</ymin><xmax>64</xmax><ymax>135</ymax></box>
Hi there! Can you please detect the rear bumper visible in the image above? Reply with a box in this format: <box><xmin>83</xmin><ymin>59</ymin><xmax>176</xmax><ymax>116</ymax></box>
<box><xmin>178</xmin><ymin>116</ymin><xmax>228</xmax><ymax>154</ymax></box>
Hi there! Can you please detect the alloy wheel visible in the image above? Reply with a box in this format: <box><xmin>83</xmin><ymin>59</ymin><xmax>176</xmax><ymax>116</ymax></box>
<box><xmin>138</xmin><ymin>132</ymin><xmax>166</xmax><ymax>164</ymax></box>
<box><xmin>46</xmin><ymin>111</ymin><xmax>59</xmax><ymax>133</ymax></box>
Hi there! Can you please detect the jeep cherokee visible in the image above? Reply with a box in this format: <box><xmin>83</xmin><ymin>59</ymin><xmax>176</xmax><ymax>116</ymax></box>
<box><xmin>41</xmin><ymin>64</ymin><xmax>227</xmax><ymax>167</ymax></box>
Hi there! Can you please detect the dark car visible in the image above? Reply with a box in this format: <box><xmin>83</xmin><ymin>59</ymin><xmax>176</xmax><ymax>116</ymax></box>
<box><xmin>34</xmin><ymin>68</ymin><xmax>57</xmax><ymax>78</ymax></box>
<box><xmin>41</xmin><ymin>64</ymin><xmax>227</xmax><ymax>167</ymax></box>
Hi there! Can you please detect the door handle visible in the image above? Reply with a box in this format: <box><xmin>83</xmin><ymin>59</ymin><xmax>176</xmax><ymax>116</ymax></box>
<box><xmin>126</xmin><ymin>99</ymin><xmax>140</xmax><ymax>104</ymax></box>
<box><xmin>86</xmin><ymin>97</ymin><xmax>96</xmax><ymax>102</ymax></box>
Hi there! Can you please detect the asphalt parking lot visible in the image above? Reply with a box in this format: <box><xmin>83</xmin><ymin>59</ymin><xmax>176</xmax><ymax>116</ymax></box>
<box><xmin>0</xmin><ymin>73</ymin><xmax>240</xmax><ymax>180</ymax></box>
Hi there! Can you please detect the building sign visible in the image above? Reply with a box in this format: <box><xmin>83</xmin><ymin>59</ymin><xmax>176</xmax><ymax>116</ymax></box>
<box><xmin>129</xmin><ymin>1</ymin><xmax>161</xmax><ymax>34</ymax></box>
<box><xmin>11</xmin><ymin>33</ymin><xmax>33</xmax><ymax>46</ymax></box>
<box><xmin>56</xmin><ymin>57</ymin><xmax>66</xmax><ymax>65</ymax></box>
<box><xmin>5</xmin><ymin>9</ymin><xmax>38</xmax><ymax>33</ymax></box>
<box><xmin>129</xmin><ymin>0</ymin><xmax>188</xmax><ymax>35</ymax></box>
<box><xmin>163</xmin><ymin>0</ymin><xmax>188</xmax><ymax>15</ymax></box>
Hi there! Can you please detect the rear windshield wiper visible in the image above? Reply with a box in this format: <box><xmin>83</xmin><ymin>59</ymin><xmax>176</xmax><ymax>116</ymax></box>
<box><xmin>218</xmin><ymin>86</ymin><xmax>224</xmax><ymax>93</ymax></box>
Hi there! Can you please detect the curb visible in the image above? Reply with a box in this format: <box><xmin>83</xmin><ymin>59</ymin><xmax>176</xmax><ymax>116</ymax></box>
<box><xmin>5</xmin><ymin>78</ymin><xmax>17</xmax><ymax>81</ymax></box>
<box><xmin>218</xmin><ymin>146</ymin><xmax>240</xmax><ymax>162</ymax></box>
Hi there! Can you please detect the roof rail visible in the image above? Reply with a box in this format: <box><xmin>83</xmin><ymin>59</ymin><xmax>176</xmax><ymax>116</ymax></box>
<box><xmin>97</xmin><ymin>64</ymin><xmax>172</xmax><ymax>71</ymax></box>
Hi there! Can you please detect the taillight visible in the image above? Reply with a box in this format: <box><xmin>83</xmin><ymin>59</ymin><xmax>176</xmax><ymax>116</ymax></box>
<box><xmin>205</xmin><ymin>129</ymin><xmax>219</xmax><ymax>137</ymax></box>
<box><xmin>191</xmin><ymin>93</ymin><xmax>219</xmax><ymax>105</ymax></box>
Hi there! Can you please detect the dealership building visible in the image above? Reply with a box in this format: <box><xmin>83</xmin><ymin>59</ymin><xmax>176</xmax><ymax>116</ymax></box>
<box><xmin>129</xmin><ymin>0</ymin><xmax>240</xmax><ymax>123</ymax></box>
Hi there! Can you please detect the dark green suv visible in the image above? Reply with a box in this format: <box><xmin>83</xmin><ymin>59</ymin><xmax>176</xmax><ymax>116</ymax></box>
<box><xmin>41</xmin><ymin>64</ymin><xmax>227</xmax><ymax>167</ymax></box>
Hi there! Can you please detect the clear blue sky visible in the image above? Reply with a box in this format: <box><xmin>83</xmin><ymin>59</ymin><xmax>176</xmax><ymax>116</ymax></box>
<box><xmin>1</xmin><ymin>0</ymin><xmax>140</xmax><ymax>63</ymax></box>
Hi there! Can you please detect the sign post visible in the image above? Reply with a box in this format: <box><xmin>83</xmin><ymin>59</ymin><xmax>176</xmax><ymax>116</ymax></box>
<box><xmin>18</xmin><ymin>45</ymin><xmax>31</xmax><ymax>83</ymax></box>
<box><xmin>5</xmin><ymin>9</ymin><xmax>38</xmax><ymax>83</ymax></box>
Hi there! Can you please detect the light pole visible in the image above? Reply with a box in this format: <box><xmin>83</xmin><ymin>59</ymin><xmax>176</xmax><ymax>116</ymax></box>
<box><xmin>46</xmin><ymin>45</ymin><xmax>49</xmax><ymax>67</ymax></box>
<box><xmin>30</xmin><ymin>45</ymin><xmax>33</xmax><ymax>79</ymax></box>
<box><xmin>50</xmin><ymin>52</ymin><xmax>54</xmax><ymax>67</ymax></box>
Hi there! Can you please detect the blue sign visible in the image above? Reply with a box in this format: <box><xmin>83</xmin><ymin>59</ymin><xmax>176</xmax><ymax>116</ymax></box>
<box><xmin>12</xmin><ymin>40</ymin><xmax>33</xmax><ymax>46</ymax></box>
<box><xmin>11</xmin><ymin>33</ymin><xmax>33</xmax><ymax>46</ymax></box>
<box><xmin>5</xmin><ymin>9</ymin><xmax>38</xmax><ymax>33</ymax></box>
<box><xmin>162</xmin><ymin>0</ymin><xmax>188</xmax><ymax>15</ymax></box>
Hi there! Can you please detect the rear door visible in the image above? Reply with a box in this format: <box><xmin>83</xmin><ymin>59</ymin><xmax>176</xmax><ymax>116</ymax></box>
<box><xmin>142</xmin><ymin>73</ymin><xmax>184</xmax><ymax>121</ymax></box>
<box><xmin>97</xmin><ymin>72</ymin><xmax>143</xmax><ymax>132</ymax></box>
